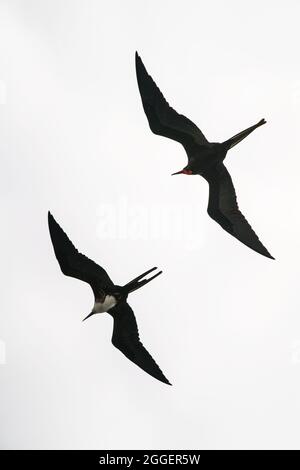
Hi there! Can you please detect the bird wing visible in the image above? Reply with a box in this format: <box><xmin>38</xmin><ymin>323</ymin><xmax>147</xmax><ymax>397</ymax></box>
<box><xmin>48</xmin><ymin>212</ymin><xmax>115</xmax><ymax>295</ymax></box>
<box><xmin>109</xmin><ymin>302</ymin><xmax>171</xmax><ymax>385</ymax></box>
<box><xmin>204</xmin><ymin>164</ymin><xmax>274</xmax><ymax>259</ymax></box>
<box><xmin>135</xmin><ymin>52</ymin><xmax>209</xmax><ymax>150</ymax></box>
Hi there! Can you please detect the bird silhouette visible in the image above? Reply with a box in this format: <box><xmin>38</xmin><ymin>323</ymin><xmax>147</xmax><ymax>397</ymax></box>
<box><xmin>48</xmin><ymin>212</ymin><xmax>170</xmax><ymax>385</ymax></box>
<box><xmin>135</xmin><ymin>52</ymin><xmax>274</xmax><ymax>260</ymax></box>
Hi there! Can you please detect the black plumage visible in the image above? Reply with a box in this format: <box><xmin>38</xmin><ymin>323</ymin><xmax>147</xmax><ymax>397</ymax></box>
<box><xmin>48</xmin><ymin>212</ymin><xmax>170</xmax><ymax>385</ymax></box>
<box><xmin>135</xmin><ymin>52</ymin><xmax>274</xmax><ymax>260</ymax></box>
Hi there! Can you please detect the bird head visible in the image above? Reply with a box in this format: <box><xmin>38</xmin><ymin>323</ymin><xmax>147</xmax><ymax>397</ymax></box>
<box><xmin>171</xmin><ymin>168</ymin><xmax>193</xmax><ymax>176</ymax></box>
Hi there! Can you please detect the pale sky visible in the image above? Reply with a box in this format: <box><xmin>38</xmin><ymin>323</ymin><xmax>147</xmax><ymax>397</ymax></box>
<box><xmin>1</xmin><ymin>0</ymin><xmax>300</xmax><ymax>449</ymax></box>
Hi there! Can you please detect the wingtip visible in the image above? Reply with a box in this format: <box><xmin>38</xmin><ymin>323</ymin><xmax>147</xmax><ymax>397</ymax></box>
<box><xmin>263</xmin><ymin>248</ymin><xmax>275</xmax><ymax>260</ymax></box>
<box><xmin>262</xmin><ymin>251</ymin><xmax>275</xmax><ymax>260</ymax></box>
<box><xmin>256</xmin><ymin>247</ymin><xmax>274</xmax><ymax>260</ymax></box>
<box><xmin>48</xmin><ymin>211</ymin><xmax>58</xmax><ymax>227</ymax></box>
<box><xmin>135</xmin><ymin>52</ymin><xmax>145</xmax><ymax>71</ymax></box>
<box><xmin>48</xmin><ymin>211</ymin><xmax>54</xmax><ymax>224</ymax></box>
<box><xmin>136</xmin><ymin>57</ymin><xmax>144</xmax><ymax>73</ymax></box>
<box><xmin>159</xmin><ymin>376</ymin><xmax>172</xmax><ymax>386</ymax></box>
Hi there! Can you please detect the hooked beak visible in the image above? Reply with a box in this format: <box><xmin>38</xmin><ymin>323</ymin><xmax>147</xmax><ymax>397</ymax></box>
<box><xmin>171</xmin><ymin>169</ymin><xmax>193</xmax><ymax>176</ymax></box>
<box><xmin>82</xmin><ymin>312</ymin><xmax>94</xmax><ymax>322</ymax></box>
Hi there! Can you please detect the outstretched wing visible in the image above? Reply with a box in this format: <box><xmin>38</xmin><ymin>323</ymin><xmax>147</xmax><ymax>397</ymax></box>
<box><xmin>48</xmin><ymin>212</ymin><xmax>115</xmax><ymax>295</ymax></box>
<box><xmin>135</xmin><ymin>52</ymin><xmax>209</xmax><ymax>150</ymax></box>
<box><xmin>109</xmin><ymin>302</ymin><xmax>171</xmax><ymax>385</ymax></box>
<box><xmin>204</xmin><ymin>164</ymin><xmax>274</xmax><ymax>259</ymax></box>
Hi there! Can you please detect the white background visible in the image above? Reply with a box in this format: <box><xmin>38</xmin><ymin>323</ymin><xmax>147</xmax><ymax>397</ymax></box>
<box><xmin>1</xmin><ymin>0</ymin><xmax>300</xmax><ymax>450</ymax></box>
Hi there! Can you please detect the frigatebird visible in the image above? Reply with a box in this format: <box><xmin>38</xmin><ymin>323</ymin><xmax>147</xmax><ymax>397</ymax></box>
<box><xmin>48</xmin><ymin>212</ymin><xmax>170</xmax><ymax>385</ymax></box>
<box><xmin>135</xmin><ymin>52</ymin><xmax>274</xmax><ymax>260</ymax></box>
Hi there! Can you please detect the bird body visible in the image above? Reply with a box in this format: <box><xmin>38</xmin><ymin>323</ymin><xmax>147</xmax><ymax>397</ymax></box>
<box><xmin>48</xmin><ymin>212</ymin><xmax>170</xmax><ymax>385</ymax></box>
<box><xmin>135</xmin><ymin>52</ymin><xmax>273</xmax><ymax>260</ymax></box>
<box><xmin>181</xmin><ymin>142</ymin><xmax>226</xmax><ymax>176</ymax></box>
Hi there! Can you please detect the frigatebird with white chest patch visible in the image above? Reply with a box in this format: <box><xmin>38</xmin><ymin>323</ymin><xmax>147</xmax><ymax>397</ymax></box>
<box><xmin>135</xmin><ymin>52</ymin><xmax>274</xmax><ymax>260</ymax></box>
<box><xmin>48</xmin><ymin>212</ymin><xmax>170</xmax><ymax>385</ymax></box>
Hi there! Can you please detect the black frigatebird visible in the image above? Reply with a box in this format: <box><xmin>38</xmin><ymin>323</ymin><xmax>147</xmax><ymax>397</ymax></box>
<box><xmin>48</xmin><ymin>212</ymin><xmax>170</xmax><ymax>385</ymax></box>
<box><xmin>135</xmin><ymin>52</ymin><xmax>274</xmax><ymax>260</ymax></box>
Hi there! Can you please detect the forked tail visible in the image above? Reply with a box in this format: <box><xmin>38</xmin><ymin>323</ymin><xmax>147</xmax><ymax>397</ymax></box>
<box><xmin>123</xmin><ymin>267</ymin><xmax>162</xmax><ymax>294</ymax></box>
<box><xmin>223</xmin><ymin>118</ymin><xmax>266</xmax><ymax>150</ymax></box>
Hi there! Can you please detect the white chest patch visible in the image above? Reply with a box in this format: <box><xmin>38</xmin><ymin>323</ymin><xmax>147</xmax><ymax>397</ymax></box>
<box><xmin>94</xmin><ymin>295</ymin><xmax>117</xmax><ymax>313</ymax></box>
